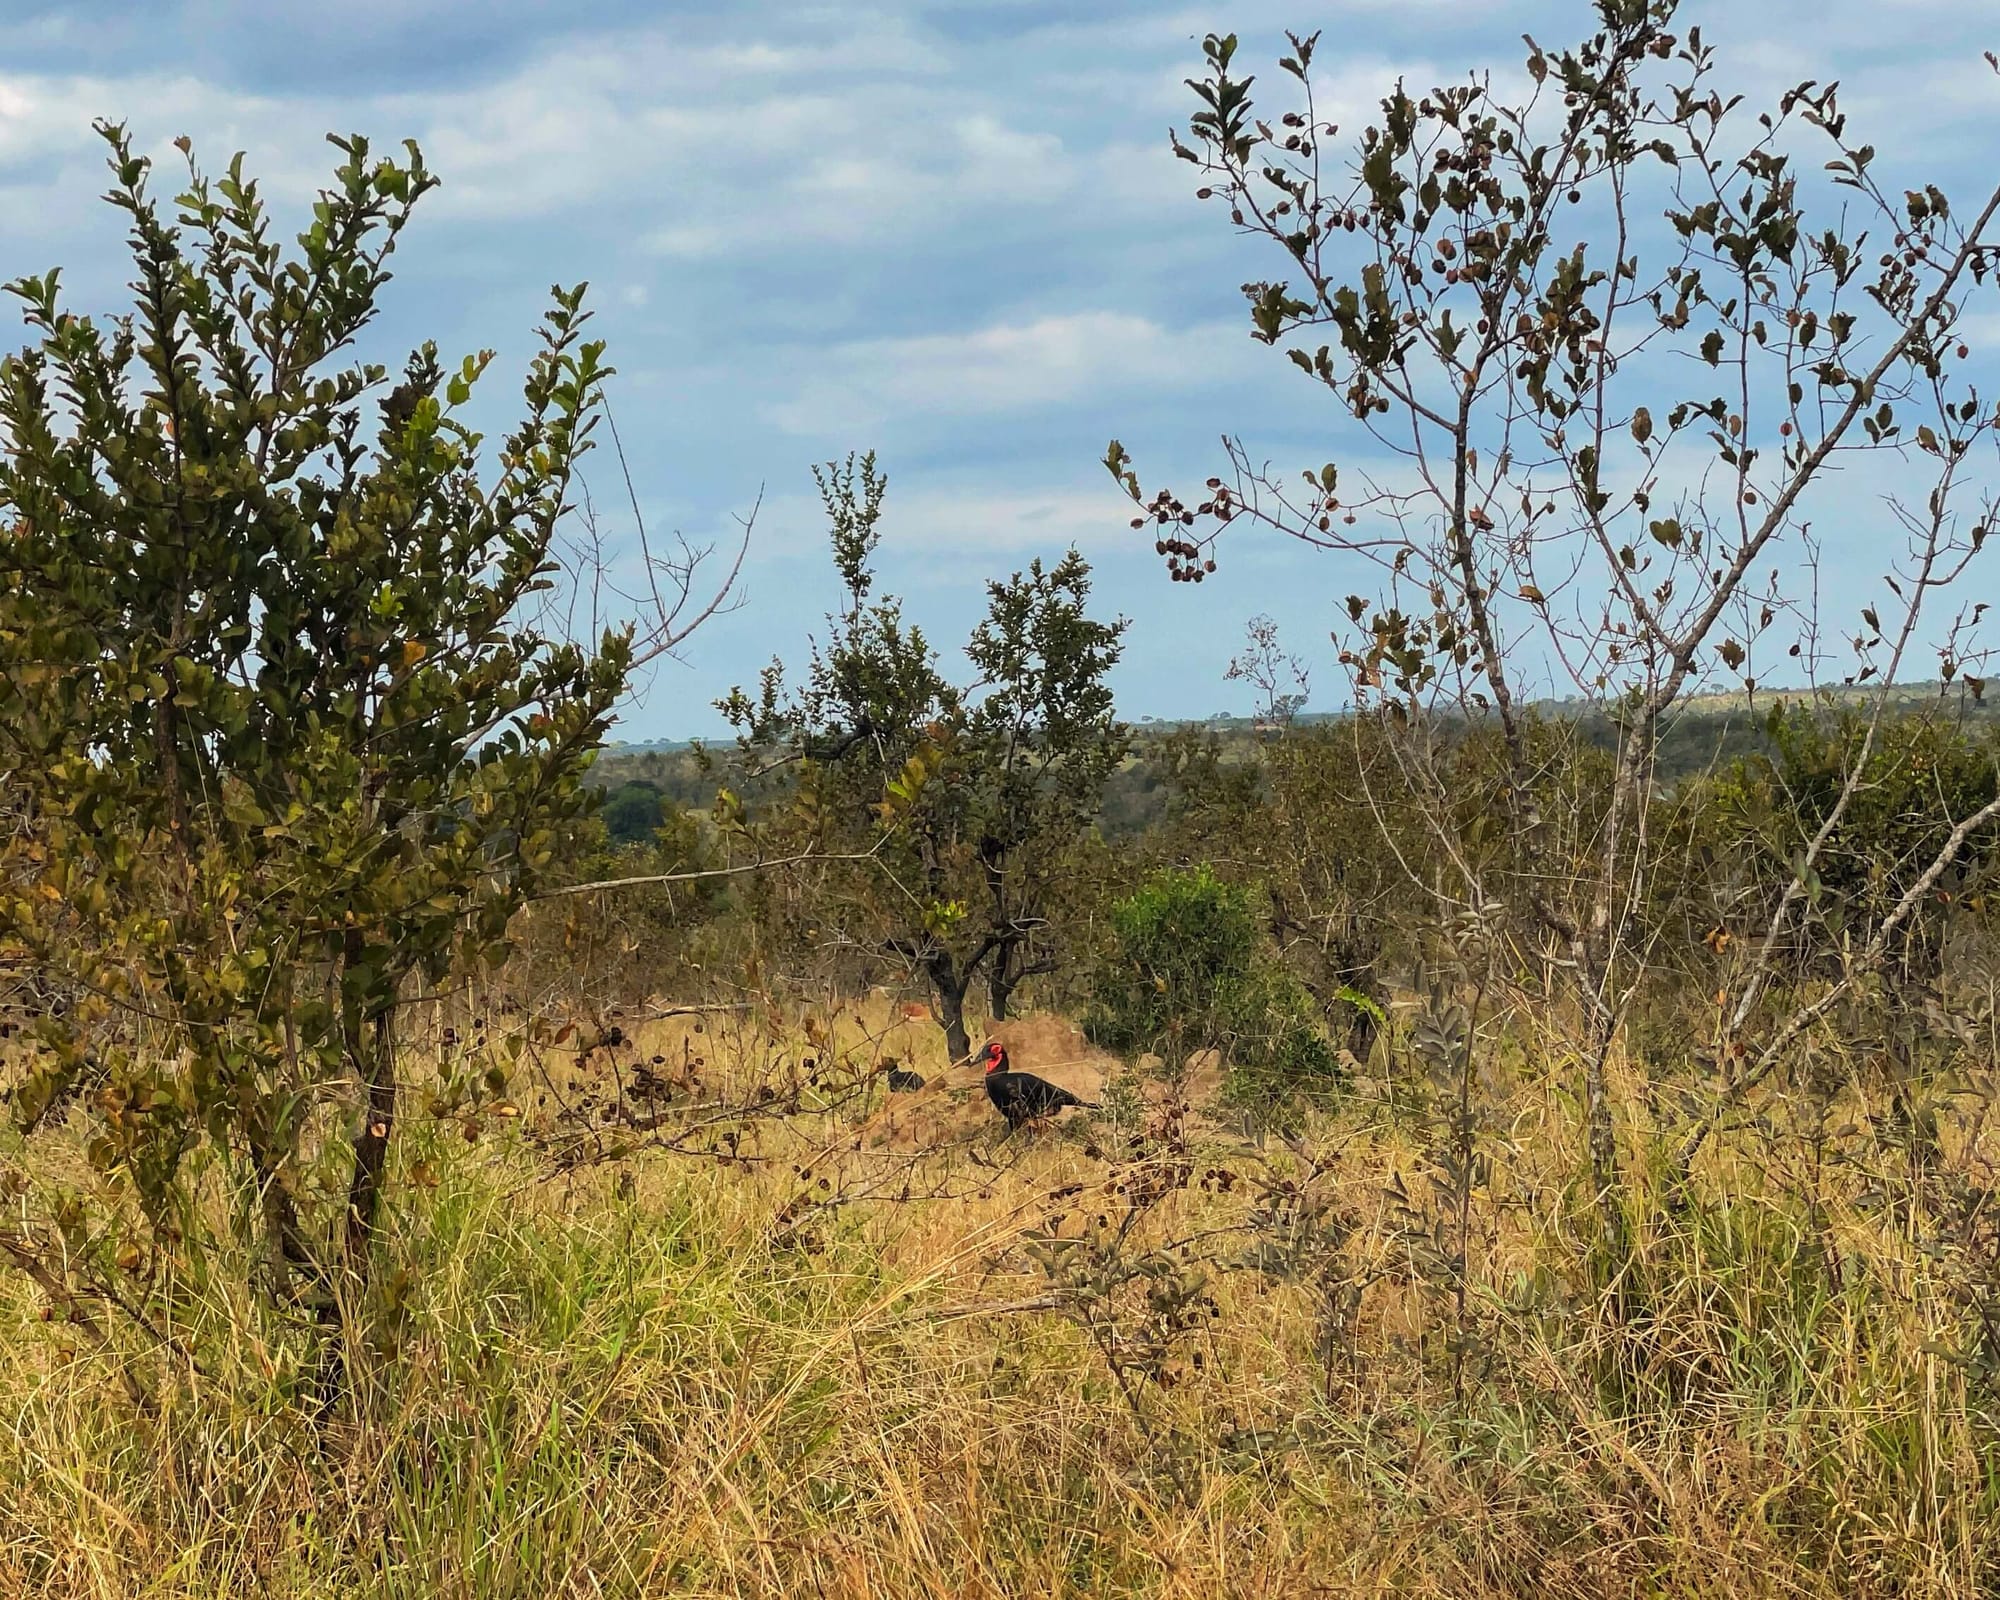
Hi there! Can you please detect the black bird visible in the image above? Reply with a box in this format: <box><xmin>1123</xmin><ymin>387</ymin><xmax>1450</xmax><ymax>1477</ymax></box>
<box><xmin>979</xmin><ymin>1041</ymin><xmax>1096</xmax><ymax>1130</ymax></box>
<box><xmin>885</xmin><ymin>1058</ymin><xmax>925</xmax><ymax>1093</ymax></box>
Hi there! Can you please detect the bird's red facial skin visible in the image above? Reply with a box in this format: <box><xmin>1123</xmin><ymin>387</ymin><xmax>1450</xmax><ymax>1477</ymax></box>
<box><xmin>983</xmin><ymin>1043</ymin><xmax>1005</xmax><ymax>1074</ymax></box>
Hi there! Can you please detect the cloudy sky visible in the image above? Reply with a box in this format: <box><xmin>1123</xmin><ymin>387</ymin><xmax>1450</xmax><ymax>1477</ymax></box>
<box><xmin>4</xmin><ymin>0</ymin><xmax>1998</xmax><ymax>738</ymax></box>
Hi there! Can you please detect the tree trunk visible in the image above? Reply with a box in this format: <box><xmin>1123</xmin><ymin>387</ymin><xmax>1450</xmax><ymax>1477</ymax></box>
<box><xmin>988</xmin><ymin>938</ymin><xmax>1020</xmax><ymax>1024</ymax></box>
<box><xmin>321</xmin><ymin>928</ymin><xmax>397</xmax><ymax>1416</ymax></box>
<box><xmin>988</xmin><ymin>951</ymin><xmax>1061</xmax><ymax>1028</ymax></box>
<box><xmin>343</xmin><ymin>1008</ymin><xmax>397</xmax><ymax>1278</ymax></box>
<box><xmin>927</xmin><ymin>954</ymin><xmax>973</xmax><ymax>1063</ymax></box>
<box><xmin>247</xmin><ymin>1136</ymin><xmax>319</xmax><ymax>1308</ymax></box>
<box><xmin>1326</xmin><ymin>932</ymin><xmax>1381</xmax><ymax>1066</ymax></box>
<box><xmin>1583</xmin><ymin>1029</ymin><xmax>1628</xmax><ymax>1262</ymax></box>
<box><xmin>1344</xmin><ymin>1001</ymin><xmax>1379</xmax><ymax>1065</ymax></box>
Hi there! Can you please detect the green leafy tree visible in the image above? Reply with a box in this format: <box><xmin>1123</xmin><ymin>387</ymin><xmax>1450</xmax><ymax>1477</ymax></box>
<box><xmin>0</xmin><ymin>124</ymin><xmax>718</xmax><ymax>1399</ymax></box>
<box><xmin>725</xmin><ymin>455</ymin><xmax>1126</xmax><ymax>1059</ymax></box>
<box><xmin>599</xmin><ymin>780</ymin><xmax>668</xmax><ymax>845</ymax></box>
<box><xmin>963</xmin><ymin>547</ymin><xmax>1130</xmax><ymax>1021</ymax></box>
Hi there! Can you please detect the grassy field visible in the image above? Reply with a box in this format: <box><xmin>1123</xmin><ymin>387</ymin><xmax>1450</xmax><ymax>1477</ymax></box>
<box><xmin>2</xmin><ymin>999</ymin><xmax>1997</xmax><ymax>1598</ymax></box>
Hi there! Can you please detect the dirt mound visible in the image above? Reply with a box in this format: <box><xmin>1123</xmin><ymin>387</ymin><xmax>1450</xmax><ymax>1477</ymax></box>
<box><xmin>979</xmin><ymin>1014</ymin><xmax>1117</xmax><ymax>1102</ymax></box>
<box><xmin>1138</xmin><ymin>1046</ymin><xmax>1226</xmax><ymax>1107</ymax></box>
<box><xmin>859</xmin><ymin>1014</ymin><xmax>1120</xmax><ymax>1151</ymax></box>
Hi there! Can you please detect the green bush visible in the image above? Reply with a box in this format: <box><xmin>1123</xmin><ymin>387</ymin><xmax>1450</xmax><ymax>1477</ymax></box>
<box><xmin>599</xmin><ymin>779</ymin><xmax>667</xmax><ymax>845</ymax></box>
<box><xmin>1084</xmin><ymin>867</ymin><xmax>1346</xmax><ymax>1116</ymax></box>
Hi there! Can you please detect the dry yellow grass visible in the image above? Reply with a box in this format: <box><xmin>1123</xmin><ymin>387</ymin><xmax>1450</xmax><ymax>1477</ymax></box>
<box><xmin>0</xmin><ymin>1002</ymin><xmax>1995</xmax><ymax>1597</ymax></box>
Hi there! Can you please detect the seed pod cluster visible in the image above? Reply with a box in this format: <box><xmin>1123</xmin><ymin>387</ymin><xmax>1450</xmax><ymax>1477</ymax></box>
<box><xmin>1130</xmin><ymin>484</ymin><xmax>1228</xmax><ymax>582</ymax></box>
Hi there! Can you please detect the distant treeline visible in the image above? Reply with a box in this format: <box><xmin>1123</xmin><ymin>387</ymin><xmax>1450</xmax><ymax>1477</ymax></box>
<box><xmin>587</xmin><ymin>686</ymin><xmax>1998</xmax><ymax>845</ymax></box>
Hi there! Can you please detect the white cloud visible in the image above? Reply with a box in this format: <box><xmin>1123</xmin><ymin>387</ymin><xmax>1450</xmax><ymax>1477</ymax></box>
<box><xmin>384</xmin><ymin>19</ymin><xmax>1057</xmax><ymax>241</ymax></box>
<box><xmin>882</xmin><ymin>482</ymin><xmax>1133</xmax><ymax>555</ymax></box>
<box><xmin>705</xmin><ymin>475</ymin><xmax>1132</xmax><ymax>570</ymax></box>
<box><xmin>637</xmin><ymin>102</ymin><xmax>1075</xmax><ymax>260</ymax></box>
<box><xmin>762</xmin><ymin>310</ymin><xmax>1254</xmax><ymax>435</ymax></box>
<box><xmin>0</xmin><ymin>69</ymin><xmax>343</xmax><ymax>290</ymax></box>
<box><xmin>0</xmin><ymin>11</ymin><xmax>1443</xmax><ymax>290</ymax></box>
<box><xmin>0</xmin><ymin>18</ymin><xmax>981</xmax><ymax>242</ymax></box>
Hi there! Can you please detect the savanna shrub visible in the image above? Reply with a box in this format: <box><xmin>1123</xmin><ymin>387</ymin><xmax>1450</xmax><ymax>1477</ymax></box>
<box><xmin>1084</xmin><ymin>866</ymin><xmax>1345</xmax><ymax>1118</ymax></box>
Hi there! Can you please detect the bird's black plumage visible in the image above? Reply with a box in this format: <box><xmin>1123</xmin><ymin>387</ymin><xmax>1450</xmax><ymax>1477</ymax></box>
<box><xmin>885</xmin><ymin>1059</ymin><xmax>925</xmax><ymax>1092</ymax></box>
<box><xmin>980</xmin><ymin>1042</ymin><xmax>1096</xmax><ymax>1129</ymax></box>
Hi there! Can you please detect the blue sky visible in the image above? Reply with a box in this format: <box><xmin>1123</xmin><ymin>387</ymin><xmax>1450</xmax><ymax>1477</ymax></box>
<box><xmin>4</xmin><ymin>0</ymin><xmax>1998</xmax><ymax>738</ymax></box>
